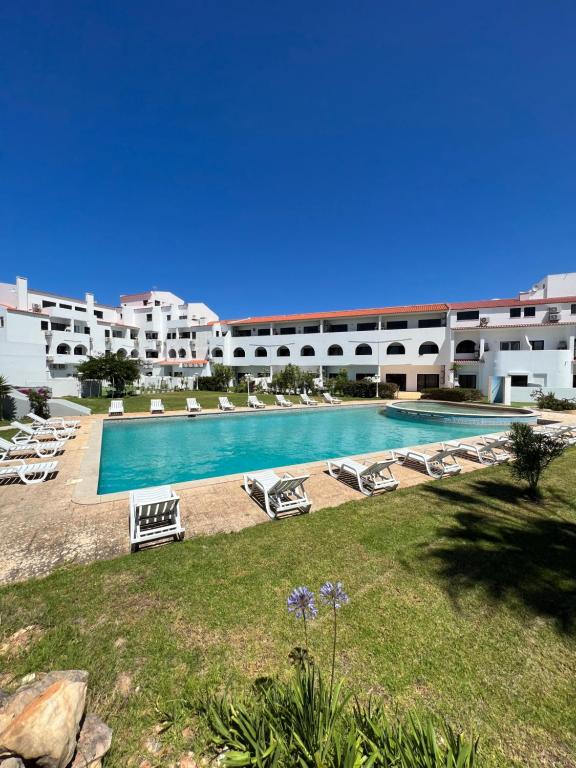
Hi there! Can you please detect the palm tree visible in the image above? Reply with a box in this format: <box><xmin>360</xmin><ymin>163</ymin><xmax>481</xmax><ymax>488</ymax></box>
<box><xmin>0</xmin><ymin>375</ymin><xmax>11</xmax><ymax>419</ymax></box>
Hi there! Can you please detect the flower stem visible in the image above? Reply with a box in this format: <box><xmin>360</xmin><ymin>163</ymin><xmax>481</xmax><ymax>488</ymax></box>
<box><xmin>303</xmin><ymin>613</ymin><xmax>309</xmax><ymax>650</ymax></box>
<box><xmin>329</xmin><ymin>604</ymin><xmax>337</xmax><ymax>702</ymax></box>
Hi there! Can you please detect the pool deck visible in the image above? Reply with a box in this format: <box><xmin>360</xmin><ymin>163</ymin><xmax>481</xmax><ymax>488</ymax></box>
<box><xmin>1</xmin><ymin>401</ymin><xmax>574</xmax><ymax>586</ymax></box>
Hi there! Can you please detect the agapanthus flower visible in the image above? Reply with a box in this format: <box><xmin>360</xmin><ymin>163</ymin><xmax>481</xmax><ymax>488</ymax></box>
<box><xmin>319</xmin><ymin>581</ymin><xmax>349</xmax><ymax>609</ymax></box>
<box><xmin>287</xmin><ymin>586</ymin><xmax>318</xmax><ymax>620</ymax></box>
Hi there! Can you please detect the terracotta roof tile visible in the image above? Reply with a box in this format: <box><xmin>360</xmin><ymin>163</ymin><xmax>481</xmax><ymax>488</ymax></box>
<box><xmin>450</xmin><ymin>295</ymin><xmax>576</xmax><ymax>310</ymax></box>
<box><xmin>222</xmin><ymin>303</ymin><xmax>449</xmax><ymax>326</ymax></box>
<box><xmin>120</xmin><ymin>292</ymin><xmax>152</xmax><ymax>303</ymax></box>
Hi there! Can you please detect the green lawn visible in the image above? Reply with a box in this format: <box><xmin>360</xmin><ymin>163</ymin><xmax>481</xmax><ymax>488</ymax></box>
<box><xmin>1</xmin><ymin>455</ymin><xmax>575</xmax><ymax>766</ymax></box>
<box><xmin>64</xmin><ymin>390</ymin><xmax>360</xmax><ymax>413</ymax></box>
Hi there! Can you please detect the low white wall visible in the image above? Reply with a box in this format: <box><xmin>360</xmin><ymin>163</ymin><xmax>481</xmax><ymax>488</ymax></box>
<box><xmin>510</xmin><ymin>386</ymin><xmax>576</xmax><ymax>404</ymax></box>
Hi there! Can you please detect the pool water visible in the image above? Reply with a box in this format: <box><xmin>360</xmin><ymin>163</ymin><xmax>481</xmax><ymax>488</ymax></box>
<box><xmin>98</xmin><ymin>405</ymin><xmax>501</xmax><ymax>494</ymax></box>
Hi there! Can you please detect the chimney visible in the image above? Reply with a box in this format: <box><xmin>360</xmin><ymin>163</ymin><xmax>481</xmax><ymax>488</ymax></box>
<box><xmin>16</xmin><ymin>276</ymin><xmax>28</xmax><ymax>310</ymax></box>
<box><xmin>85</xmin><ymin>292</ymin><xmax>95</xmax><ymax>313</ymax></box>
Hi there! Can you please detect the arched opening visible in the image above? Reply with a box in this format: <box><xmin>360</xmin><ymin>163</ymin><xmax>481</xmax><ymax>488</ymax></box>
<box><xmin>212</xmin><ymin>347</ymin><xmax>223</xmax><ymax>358</ymax></box>
<box><xmin>56</xmin><ymin>344</ymin><xmax>70</xmax><ymax>355</ymax></box>
<box><xmin>301</xmin><ymin>345</ymin><xmax>315</xmax><ymax>357</ymax></box>
<box><xmin>168</xmin><ymin>349</ymin><xmax>177</xmax><ymax>358</ymax></box>
<box><xmin>355</xmin><ymin>343</ymin><xmax>372</xmax><ymax>356</ymax></box>
<box><xmin>255</xmin><ymin>347</ymin><xmax>268</xmax><ymax>357</ymax></box>
<box><xmin>74</xmin><ymin>345</ymin><xmax>87</xmax><ymax>356</ymax></box>
<box><xmin>130</xmin><ymin>349</ymin><xmax>139</xmax><ymax>358</ymax></box>
<box><xmin>387</xmin><ymin>343</ymin><xmax>405</xmax><ymax>355</ymax></box>
<box><xmin>178</xmin><ymin>348</ymin><xmax>187</xmax><ymax>358</ymax></box>
<box><xmin>419</xmin><ymin>342</ymin><xmax>439</xmax><ymax>355</ymax></box>
<box><xmin>116</xmin><ymin>348</ymin><xmax>126</xmax><ymax>358</ymax></box>
<box><xmin>456</xmin><ymin>339</ymin><xmax>476</xmax><ymax>354</ymax></box>
<box><xmin>328</xmin><ymin>345</ymin><xmax>343</xmax><ymax>356</ymax></box>
<box><xmin>233</xmin><ymin>348</ymin><xmax>246</xmax><ymax>358</ymax></box>
<box><xmin>277</xmin><ymin>346</ymin><xmax>290</xmax><ymax>357</ymax></box>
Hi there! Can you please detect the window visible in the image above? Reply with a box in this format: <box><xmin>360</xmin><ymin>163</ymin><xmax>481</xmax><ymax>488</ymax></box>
<box><xmin>74</xmin><ymin>345</ymin><xmax>87</xmax><ymax>355</ymax></box>
<box><xmin>56</xmin><ymin>344</ymin><xmax>70</xmax><ymax>355</ymax></box>
<box><xmin>178</xmin><ymin>348</ymin><xmax>186</xmax><ymax>358</ymax></box>
<box><xmin>94</xmin><ymin>310</ymin><xmax>103</xmax><ymax>319</ymax></box>
<box><xmin>300</xmin><ymin>345</ymin><xmax>315</xmax><ymax>356</ymax></box>
<box><xmin>418</xmin><ymin>318</ymin><xmax>442</xmax><ymax>328</ymax></box>
<box><xmin>130</xmin><ymin>331</ymin><xmax>138</xmax><ymax>339</ymax></box>
<box><xmin>277</xmin><ymin>346</ymin><xmax>290</xmax><ymax>357</ymax></box>
<box><xmin>233</xmin><ymin>348</ymin><xmax>246</xmax><ymax>357</ymax></box>
<box><xmin>455</xmin><ymin>339</ymin><xmax>476</xmax><ymax>354</ymax></box>
<box><xmin>145</xmin><ymin>350</ymin><xmax>158</xmax><ymax>358</ymax></box>
<box><xmin>529</xmin><ymin>340</ymin><xmax>544</xmax><ymax>350</ymax></box>
<box><xmin>212</xmin><ymin>348</ymin><xmax>223</xmax><ymax>358</ymax></box>
<box><xmin>51</xmin><ymin>322</ymin><xmax>69</xmax><ymax>331</ymax></box>
<box><xmin>112</xmin><ymin>330</ymin><xmax>124</xmax><ymax>338</ymax></box>
<box><xmin>59</xmin><ymin>303</ymin><xmax>72</xmax><ymax>310</ymax></box>
<box><xmin>523</xmin><ymin>306</ymin><xmax>536</xmax><ymax>317</ymax></box>
<box><xmin>168</xmin><ymin>349</ymin><xmax>177</xmax><ymax>358</ymax></box>
<box><xmin>458</xmin><ymin>374</ymin><xmax>477</xmax><ymax>389</ymax></box>
<box><xmin>419</xmin><ymin>342</ymin><xmax>439</xmax><ymax>355</ymax></box>
<box><xmin>386</xmin><ymin>320</ymin><xmax>408</xmax><ymax>329</ymax></box>
<box><xmin>509</xmin><ymin>307</ymin><xmax>521</xmax><ymax>318</ymax></box>
<box><xmin>146</xmin><ymin>314</ymin><xmax>152</xmax><ymax>322</ymax></box>
<box><xmin>417</xmin><ymin>374</ymin><xmax>440</xmax><ymax>390</ymax></box>
<box><xmin>257</xmin><ymin>328</ymin><xmax>271</xmax><ymax>336</ymax></box>
<box><xmin>145</xmin><ymin>332</ymin><xmax>158</xmax><ymax>340</ymax></box>
<box><xmin>42</xmin><ymin>300</ymin><xmax>56</xmax><ymax>308</ymax></box>
<box><xmin>327</xmin><ymin>344</ymin><xmax>343</xmax><ymax>356</ymax></box>
<box><xmin>167</xmin><ymin>332</ymin><xmax>176</xmax><ymax>339</ymax></box>
<box><xmin>155</xmin><ymin>300</ymin><xmax>161</xmax><ymax>306</ymax></box>
<box><xmin>511</xmin><ymin>375</ymin><xmax>529</xmax><ymax>387</ymax></box>
<box><xmin>179</xmin><ymin>331</ymin><xmax>191</xmax><ymax>339</ymax></box>
<box><xmin>357</xmin><ymin>322</ymin><xmax>377</xmax><ymax>331</ymax></box>
<box><xmin>571</xmin><ymin>304</ymin><xmax>576</xmax><ymax>315</ymax></box>
<box><xmin>74</xmin><ymin>306</ymin><xmax>86</xmax><ymax>313</ymax></box>
<box><xmin>41</xmin><ymin>321</ymin><xmax>49</xmax><ymax>330</ymax></box>
<box><xmin>104</xmin><ymin>330</ymin><xmax>110</xmax><ymax>338</ymax></box>
<box><xmin>279</xmin><ymin>327</ymin><xmax>296</xmax><ymax>335</ymax></box>
<box><xmin>255</xmin><ymin>347</ymin><xmax>268</xmax><ymax>357</ymax></box>
<box><xmin>179</xmin><ymin>315</ymin><xmax>187</xmax><ymax>320</ymax></box>
<box><xmin>500</xmin><ymin>341</ymin><xmax>520</xmax><ymax>351</ymax></box>
<box><xmin>355</xmin><ymin>343</ymin><xmax>372</xmax><ymax>356</ymax></box>
<box><xmin>303</xmin><ymin>325</ymin><xmax>319</xmax><ymax>334</ymax></box>
<box><xmin>143</xmin><ymin>299</ymin><xmax>148</xmax><ymax>305</ymax></box>
<box><xmin>387</xmin><ymin>343</ymin><xmax>405</xmax><ymax>355</ymax></box>
<box><xmin>166</xmin><ymin>315</ymin><xmax>171</xmax><ymax>321</ymax></box>
<box><xmin>456</xmin><ymin>310</ymin><xmax>479</xmax><ymax>321</ymax></box>
<box><xmin>233</xmin><ymin>328</ymin><xmax>251</xmax><ymax>337</ymax></box>
<box><xmin>327</xmin><ymin>324</ymin><xmax>348</xmax><ymax>333</ymax></box>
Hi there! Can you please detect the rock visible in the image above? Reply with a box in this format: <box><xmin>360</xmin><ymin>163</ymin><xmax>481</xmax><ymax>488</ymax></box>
<box><xmin>69</xmin><ymin>713</ymin><xmax>112</xmax><ymax>768</ymax></box>
<box><xmin>0</xmin><ymin>626</ymin><xmax>41</xmax><ymax>657</ymax></box>
<box><xmin>0</xmin><ymin>758</ymin><xmax>25</xmax><ymax>767</ymax></box>
<box><xmin>19</xmin><ymin>673</ymin><xmax>35</xmax><ymax>686</ymax></box>
<box><xmin>0</xmin><ymin>670</ymin><xmax>88</xmax><ymax>768</ymax></box>
<box><xmin>144</xmin><ymin>736</ymin><xmax>162</xmax><ymax>754</ymax></box>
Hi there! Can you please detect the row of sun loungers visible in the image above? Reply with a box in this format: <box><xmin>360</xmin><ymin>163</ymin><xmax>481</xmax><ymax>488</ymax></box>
<box><xmin>0</xmin><ymin>415</ymin><xmax>82</xmax><ymax>485</ymax></box>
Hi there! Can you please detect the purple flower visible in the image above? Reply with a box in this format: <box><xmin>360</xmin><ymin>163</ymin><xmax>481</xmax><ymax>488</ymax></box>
<box><xmin>319</xmin><ymin>582</ymin><xmax>349</xmax><ymax>609</ymax></box>
<box><xmin>287</xmin><ymin>586</ymin><xmax>317</xmax><ymax>620</ymax></box>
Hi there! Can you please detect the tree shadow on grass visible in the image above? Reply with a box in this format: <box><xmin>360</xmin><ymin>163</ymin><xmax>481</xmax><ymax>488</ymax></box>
<box><xmin>421</xmin><ymin>478</ymin><xmax>576</xmax><ymax>634</ymax></box>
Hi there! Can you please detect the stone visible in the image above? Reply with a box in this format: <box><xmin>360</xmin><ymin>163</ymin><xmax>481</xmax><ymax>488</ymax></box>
<box><xmin>0</xmin><ymin>626</ymin><xmax>41</xmax><ymax>657</ymax></box>
<box><xmin>0</xmin><ymin>759</ymin><xmax>25</xmax><ymax>767</ymax></box>
<box><xmin>0</xmin><ymin>670</ymin><xmax>88</xmax><ymax>768</ymax></box>
<box><xmin>69</xmin><ymin>713</ymin><xmax>112</xmax><ymax>768</ymax></box>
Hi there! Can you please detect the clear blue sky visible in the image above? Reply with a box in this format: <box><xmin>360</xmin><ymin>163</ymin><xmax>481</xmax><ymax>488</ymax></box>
<box><xmin>1</xmin><ymin>1</ymin><xmax>575</xmax><ymax>317</ymax></box>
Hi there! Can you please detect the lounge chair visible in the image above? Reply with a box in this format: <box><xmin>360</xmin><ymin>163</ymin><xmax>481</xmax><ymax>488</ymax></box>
<box><xmin>243</xmin><ymin>470</ymin><xmax>312</xmax><ymax>519</ymax></box>
<box><xmin>129</xmin><ymin>485</ymin><xmax>184</xmax><ymax>552</ymax></box>
<box><xmin>186</xmin><ymin>397</ymin><xmax>202</xmax><ymax>413</ymax></box>
<box><xmin>536</xmin><ymin>424</ymin><xmax>576</xmax><ymax>443</ymax></box>
<box><xmin>28</xmin><ymin>412</ymin><xmax>81</xmax><ymax>430</ymax></box>
<box><xmin>0</xmin><ymin>435</ymin><xmax>64</xmax><ymax>460</ymax></box>
<box><xmin>442</xmin><ymin>438</ymin><xmax>511</xmax><ymax>465</ymax></box>
<box><xmin>392</xmin><ymin>447</ymin><xmax>462</xmax><ymax>478</ymax></box>
<box><xmin>109</xmin><ymin>399</ymin><xmax>124</xmax><ymax>416</ymax></box>
<box><xmin>11</xmin><ymin>421</ymin><xmax>73</xmax><ymax>442</ymax></box>
<box><xmin>150</xmin><ymin>399</ymin><xmax>164</xmax><ymax>414</ymax></box>
<box><xmin>0</xmin><ymin>459</ymin><xmax>58</xmax><ymax>485</ymax></box>
<box><xmin>300</xmin><ymin>393</ymin><xmax>319</xmax><ymax>406</ymax></box>
<box><xmin>247</xmin><ymin>395</ymin><xmax>266</xmax><ymax>409</ymax></box>
<box><xmin>275</xmin><ymin>395</ymin><xmax>293</xmax><ymax>408</ymax></box>
<box><xmin>327</xmin><ymin>456</ymin><xmax>399</xmax><ymax>495</ymax></box>
<box><xmin>322</xmin><ymin>392</ymin><xmax>342</xmax><ymax>405</ymax></box>
<box><xmin>218</xmin><ymin>396</ymin><xmax>235</xmax><ymax>411</ymax></box>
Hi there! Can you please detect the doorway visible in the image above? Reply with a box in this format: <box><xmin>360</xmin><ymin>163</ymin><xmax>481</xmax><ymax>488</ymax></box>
<box><xmin>386</xmin><ymin>373</ymin><xmax>407</xmax><ymax>391</ymax></box>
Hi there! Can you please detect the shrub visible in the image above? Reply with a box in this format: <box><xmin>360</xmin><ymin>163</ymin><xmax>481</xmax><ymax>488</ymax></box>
<box><xmin>508</xmin><ymin>422</ymin><xmax>566</xmax><ymax>497</ymax></box>
<box><xmin>421</xmin><ymin>387</ymin><xmax>483</xmax><ymax>402</ymax></box>
<box><xmin>337</xmin><ymin>380</ymin><xmax>398</xmax><ymax>399</ymax></box>
<box><xmin>196</xmin><ymin>376</ymin><xmax>223</xmax><ymax>391</ymax></box>
<box><xmin>24</xmin><ymin>387</ymin><xmax>51</xmax><ymax>419</ymax></box>
<box><xmin>531</xmin><ymin>388</ymin><xmax>576</xmax><ymax>411</ymax></box>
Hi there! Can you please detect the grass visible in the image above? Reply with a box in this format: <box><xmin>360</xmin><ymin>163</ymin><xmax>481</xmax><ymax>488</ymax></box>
<box><xmin>63</xmin><ymin>390</ymin><xmax>361</xmax><ymax>413</ymax></box>
<box><xmin>1</xmin><ymin>455</ymin><xmax>575</xmax><ymax>766</ymax></box>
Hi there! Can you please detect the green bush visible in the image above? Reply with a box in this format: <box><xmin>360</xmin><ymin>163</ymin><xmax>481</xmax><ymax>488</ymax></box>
<box><xmin>337</xmin><ymin>380</ymin><xmax>398</xmax><ymax>399</ymax></box>
<box><xmin>421</xmin><ymin>387</ymin><xmax>483</xmax><ymax>402</ymax></box>
<box><xmin>196</xmin><ymin>376</ymin><xmax>223</xmax><ymax>391</ymax></box>
<box><xmin>530</xmin><ymin>388</ymin><xmax>576</xmax><ymax>411</ymax></box>
<box><xmin>508</xmin><ymin>422</ymin><xmax>566</xmax><ymax>497</ymax></box>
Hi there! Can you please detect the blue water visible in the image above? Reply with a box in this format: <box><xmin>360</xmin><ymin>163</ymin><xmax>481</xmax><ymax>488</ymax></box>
<box><xmin>98</xmin><ymin>406</ymin><xmax>498</xmax><ymax>494</ymax></box>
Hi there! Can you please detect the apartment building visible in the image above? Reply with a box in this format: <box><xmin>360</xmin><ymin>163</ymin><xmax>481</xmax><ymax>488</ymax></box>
<box><xmin>1</xmin><ymin>272</ymin><xmax>575</xmax><ymax>401</ymax></box>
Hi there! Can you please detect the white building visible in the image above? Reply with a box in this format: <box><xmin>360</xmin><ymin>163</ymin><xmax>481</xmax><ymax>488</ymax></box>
<box><xmin>1</xmin><ymin>273</ymin><xmax>575</xmax><ymax>401</ymax></box>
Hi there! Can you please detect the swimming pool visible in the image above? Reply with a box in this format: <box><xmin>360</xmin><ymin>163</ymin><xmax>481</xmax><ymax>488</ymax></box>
<box><xmin>97</xmin><ymin>405</ymin><xmax>504</xmax><ymax>494</ymax></box>
<box><xmin>387</xmin><ymin>400</ymin><xmax>536</xmax><ymax>425</ymax></box>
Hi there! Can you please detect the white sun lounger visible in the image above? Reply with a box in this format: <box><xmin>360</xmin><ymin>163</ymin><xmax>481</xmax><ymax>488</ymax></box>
<box><xmin>109</xmin><ymin>399</ymin><xmax>124</xmax><ymax>416</ymax></box>
<box><xmin>442</xmin><ymin>439</ymin><xmax>511</xmax><ymax>465</ymax></box>
<box><xmin>300</xmin><ymin>393</ymin><xmax>319</xmax><ymax>406</ymax></box>
<box><xmin>0</xmin><ymin>459</ymin><xmax>58</xmax><ymax>485</ymax></box>
<box><xmin>275</xmin><ymin>395</ymin><xmax>293</xmax><ymax>407</ymax></box>
<box><xmin>536</xmin><ymin>423</ymin><xmax>576</xmax><ymax>443</ymax></box>
<box><xmin>28</xmin><ymin>412</ymin><xmax>81</xmax><ymax>430</ymax></box>
<box><xmin>218</xmin><ymin>396</ymin><xmax>235</xmax><ymax>411</ymax></box>
<box><xmin>150</xmin><ymin>399</ymin><xmax>164</xmax><ymax>414</ymax></box>
<box><xmin>0</xmin><ymin>435</ymin><xmax>64</xmax><ymax>460</ymax></box>
<box><xmin>392</xmin><ymin>447</ymin><xmax>462</xmax><ymax>478</ymax></box>
<box><xmin>247</xmin><ymin>395</ymin><xmax>266</xmax><ymax>409</ymax></box>
<box><xmin>129</xmin><ymin>485</ymin><xmax>184</xmax><ymax>552</ymax></box>
<box><xmin>11</xmin><ymin>421</ymin><xmax>73</xmax><ymax>442</ymax></box>
<box><xmin>186</xmin><ymin>397</ymin><xmax>202</xmax><ymax>412</ymax></box>
<box><xmin>322</xmin><ymin>392</ymin><xmax>342</xmax><ymax>405</ymax></box>
<box><xmin>327</xmin><ymin>456</ymin><xmax>399</xmax><ymax>495</ymax></box>
<box><xmin>243</xmin><ymin>470</ymin><xmax>312</xmax><ymax>518</ymax></box>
